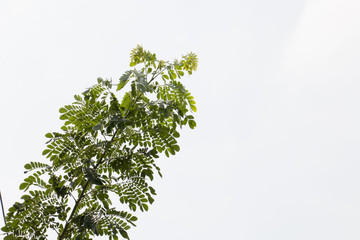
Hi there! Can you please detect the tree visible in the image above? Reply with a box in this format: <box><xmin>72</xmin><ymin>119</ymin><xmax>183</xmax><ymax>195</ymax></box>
<box><xmin>1</xmin><ymin>45</ymin><xmax>198</xmax><ymax>239</ymax></box>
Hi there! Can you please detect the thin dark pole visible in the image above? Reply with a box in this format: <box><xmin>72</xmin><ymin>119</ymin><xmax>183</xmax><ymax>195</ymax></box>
<box><xmin>0</xmin><ymin>190</ymin><xmax>6</xmax><ymax>226</ymax></box>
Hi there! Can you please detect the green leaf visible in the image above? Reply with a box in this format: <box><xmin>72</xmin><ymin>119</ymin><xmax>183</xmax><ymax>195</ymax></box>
<box><xmin>165</xmin><ymin>149</ymin><xmax>169</xmax><ymax>158</ymax></box>
<box><xmin>119</xmin><ymin>228</ymin><xmax>129</xmax><ymax>239</ymax></box>
<box><xmin>189</xmin><ymin>120</ymin><xmax>196</xmax><ymax>129</ymax></box>
<box><xmin>148</xmin><ymin>196</ymin><xmax>154</xmax><ymax>204</ymax></box>
<box><xmin>45</xmin><ymin>133</ymin><xmax>53</xmax><ymax>138</ymax></box>
<box><xmin>19</xmin><ymin>182</ymin><xmax>28</xmax><ymax>190</ymax></box>
<box><xmin>42</xmin><ymin>149</ymin><xmax>51</xmax><ymax>155</ymax></box>
<box><xmin>130</xmin><ymin>62</ymin><xmax>136</xmax><ymax>67</ymax></box>
<box><xmin>74</xmin><ymin>94</ymin><xmax>82</xmax><ymax>101</ymax></box>
<box><xmin>168</xmin><ymin>147</ymin><xmax>175</xmax><ymax>155</ymax></box>
<box><xmin>131</xmin><ymin>83</ymin><xmax>136</xmax><ymax>97</ymax></box>
<box><xmin>21</xmin><ymin>194</ymin><xmax>31</xmax><ymax>200</ymax></box>
<box><xmin>143</xmin><ymin>204</ymin><xmax>149</xmax><ymax>211</ymax></box>
<box><xmin>24</xmin><ymin>163</ymin><xmax>32</xmax><ymax>170</ymax></box>
<box><xmin>173</xmin><ymin>145</ymin><xmax>180</xmax><ymax>152</ymax></box>
<box><xmin>130</xmin><ymin>216</ymin><xmax>138</xmax><ymax>221</ymax></box>
<box><xmin>59</xmin><ymin>107</ymin><xmax>67</xmax><ymax>113</ymax></box>
<box><xmin>190</xmin><ymin>104</ymin><xmax>197</xmax><ymax>112</ymax></box>
<box><xmin>118</xmin><ymin>70</ymin><xmax>132</xmax><ymax>91</ymax></box>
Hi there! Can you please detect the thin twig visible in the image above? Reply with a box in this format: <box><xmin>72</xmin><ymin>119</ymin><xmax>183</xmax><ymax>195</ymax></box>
<box><xmin>0</xmin><ymin>190</ymin><xmax>8</xmax><ymax>237</ymax></box>
<box><xmin>0</xmin><ymin>191</ymin><xmax>6</xmax><ymax>226</ymax></box>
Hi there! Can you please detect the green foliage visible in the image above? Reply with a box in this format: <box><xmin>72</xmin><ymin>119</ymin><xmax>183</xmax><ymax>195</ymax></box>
<box><xmin>1</xmin><ymin>45</ymin><xmax>198</xmax><ymax>239</ymax></box>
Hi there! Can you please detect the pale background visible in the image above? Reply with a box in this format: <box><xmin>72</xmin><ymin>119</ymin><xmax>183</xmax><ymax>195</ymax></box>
<box><xmin>1</xmin><ymin>0</ymin><xmax>360</xmax><ymax>239</ymax></box>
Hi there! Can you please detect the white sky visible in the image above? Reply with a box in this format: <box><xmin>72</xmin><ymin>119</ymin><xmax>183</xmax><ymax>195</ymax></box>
<box><xmin>1</xmin><ymin>0</ymin><xmax>360</xmax><ymax>239</ymax></box>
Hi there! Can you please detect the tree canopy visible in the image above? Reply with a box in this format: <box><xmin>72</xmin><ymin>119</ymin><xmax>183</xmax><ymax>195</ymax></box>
<box><xmin>1</xmin><ymin>45</ymin><xmax>198</xmax><ymax>239</ymax></box>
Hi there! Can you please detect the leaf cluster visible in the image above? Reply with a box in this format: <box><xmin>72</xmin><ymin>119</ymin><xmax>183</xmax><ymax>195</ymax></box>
<box><xmin>1</xmin><ymin>45</ymin><xmax>198</xmax><ymax>239</ymax></box>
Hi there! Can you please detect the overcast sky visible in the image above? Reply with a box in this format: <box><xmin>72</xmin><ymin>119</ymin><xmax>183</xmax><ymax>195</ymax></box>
<box><xmin>1</xmin><ymin>0</ymin><xmax>360</xmax><ymax>239</ymax></box>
